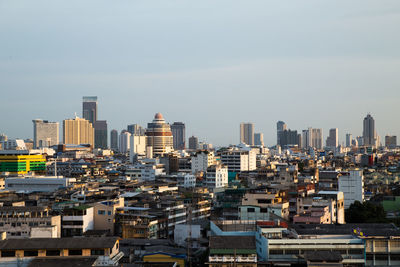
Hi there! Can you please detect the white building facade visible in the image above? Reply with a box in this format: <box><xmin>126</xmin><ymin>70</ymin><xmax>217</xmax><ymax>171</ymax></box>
<box><xmin>339</xmin><ymin>169</ymin><xmax>364</xmax><ymax>208</ymax></box>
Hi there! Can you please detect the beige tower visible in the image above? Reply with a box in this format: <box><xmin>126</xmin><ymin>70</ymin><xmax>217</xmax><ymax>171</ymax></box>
<box><xmin>63</xmin><ymin>116</ymin><xmax>94</xmax><ymax>147</ymax></box>
<box><xmin>146</xmin><ymin>113</ymin><xmax>173</xmax><ymax>156</ymax></box>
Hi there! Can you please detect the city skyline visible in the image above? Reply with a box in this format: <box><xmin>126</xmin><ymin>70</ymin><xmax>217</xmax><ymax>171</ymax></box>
<box><xmin>1</xmin><ymin>1</ymin><xmax>400</xmax><ymax>146</ymax></box>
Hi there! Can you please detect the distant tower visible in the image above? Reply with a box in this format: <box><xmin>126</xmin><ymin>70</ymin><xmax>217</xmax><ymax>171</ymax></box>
<box><xmin>63</xmin><ymin>116</ymin><xmax>94</xmax><ymax>147</ymax></box>
<box><xmin>127</xmin><ymin>124</ymin><xmax>146</xmax><ymax>136</ymax></box>
<box><xmin>254</xmin><ymin>133</ymin><xmax>264</xmax><ymax>146</ymax></box>
<box><xmin>277</xmin><ymin>121</ymin><xmax>287</xmax><ymax>145</ymax></box>
<box><xmin>110</xmin><ymin>129</ymin><xmax>118</xmax><ymax>151</ymax></box>
<box><xmin>188</xmin><ymin>136</ymin><xmax>199</xmax><ymax>150</ymax></box>
<box><xmin>94</xmin><ymin>120</ymin><xmax>108</xmax><ymax>149</ymax></box>
<box><xmin>346</xmin><ymin>133</ymin><xmax>352</xmax><ymax>147</ymax></box>
<box><xmin>32</xmin><ymin>119</ymin><xmax>59</xmax><ymax>148</ymax></box>
<box><xmin>82</xmin><ymin>96</ymin><xmax>97</xmax><ymax>124</ymax></box>
<box><xmin>363</xmin><ymin>114</ymin><xmax>376</xmax><ymax>146</ymax></box>
<box><xmin>119</xmin><ymin>130</ymin><xmax>131</xmax><ymax>154</ymax></box>
<box><xmin>326</xmin><ymin>128</ymin><xmax>339</xmax><ymax>148</ymax></box>
<box><xmin>171</xmin><ymin>122</ymin><xmax>186</xmax><ymax>150</ymax></box>
<box><xmin>240</xmin><ymin>122</ymin><xmax>254</xmax><ymax>145</ymax></box>
<box><xmin>145</xmin><ymin>113</ymin><xmax>173</xmax><ymax>156</ymax></box>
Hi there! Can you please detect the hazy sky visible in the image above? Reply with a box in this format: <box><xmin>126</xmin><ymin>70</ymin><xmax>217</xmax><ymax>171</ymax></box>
<box><xmin>1</xmin><ymin>0</ymin><xmax>400</xmax><ymax>146</ymax></box>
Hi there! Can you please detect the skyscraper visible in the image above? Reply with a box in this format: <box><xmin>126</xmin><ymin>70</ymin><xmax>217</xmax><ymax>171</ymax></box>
<box><xmin>127</xmin><ymin>124</ymin><xmax>146</xmax><ymax>136</ymax></box>
<box><xmin>171</xmin><ymin>122</ymin><xmax>186</xmax><ymax>150</ymax></box>
<box><xmin>302</xmin><ymin>128</ymin><xmax>323</xmax><ymax>149</ymax></box>
<box><xmin>363</xmin><ymin>114</ymin><xmax>376</xmax><ymax>147</ymax></box>
<box><xmin>32</xmin><ymin>119</ymin><xmax>59</xmax><ymax>148</ymax></box>
<box><xmin>277</xmin><ymin>121</ymin><xmax>287</xmax><ymax>145</ymax></box>
<box><xmin>254</xmin><ymin>133</ymin><xmax>264</xmax><ymax>146</ymax></box>
<box><xmin>240</xmin><ymin>122</ymin><xmax>254</xmax><ymax>145</ymax></box>
<box><xmin>326</xmin><ymin>128</ymin><xmax>339</xmax><ymax>148</ymax></box>
<box><xmin>279</xmin><ymin>129</ymin><xmax>299</xmax><ymax>148</ymax></box>
<box><xmin>82</xmin><ymin>96</ymin><xmax>97</xmax><ymax>124</ymax></box>
<box><xmin>188</xmin><ymin>136</ymin><xmax>199</xmax><ymax>150</ymax></box>
<box><xmin>346</xmin><ymin>133</ymin><xmax>353</xmax><ymax>147</ymax></box>
<box><xmin>119</xmin><ymin>130</ymin><xmax>131</xmax><ymax>154</ymax></box>
<box><xmin>385</xmin><ymin>135</ymin><xmax>397</xmax><ymax>149</ymax></box>
<box><xmin>146</xmin><ymin>113</ymin><xmax>173</xmax><ymax>156</ymax></box>
<box><xmin>63</xmin><ymin>116</ymin><xmax>94</xmax><ymax>147</ymax></box>
<box><xmin>110</xmin><ymin>129</ymin><xmax>118</xmax><ymax>151</ymax></box>
<box><xmin>94</xmin><ymin>120</ymin><xmax>108</xmax><ymax>149</ymax></box>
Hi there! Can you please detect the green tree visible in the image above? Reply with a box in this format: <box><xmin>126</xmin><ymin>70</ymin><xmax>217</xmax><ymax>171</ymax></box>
<box><xmin>345</xmin><ymin>201</ymin><xmax>387</xmax><ymax>223</ymax></box>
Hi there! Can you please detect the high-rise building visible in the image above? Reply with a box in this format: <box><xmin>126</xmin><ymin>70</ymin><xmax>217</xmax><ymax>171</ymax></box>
<box><xmin>278</xmin><ymin>129</ymin><xmax>299</xmax><ymax>148</ymax></box>
<box><xmin>240</xmin><ymin>122</ymin><xmax>254</xmax><ymax>146</ymax></box>
<box><xmin>130</xmin><ymin>135</ymin><xmax>147</xmax><ymax>163</ymax></box>
<box><xmin>110</xmin><ymin>130</ymin><xmax>118</xmax><ymax>151</ymax></box>
<box><xmin>385</xmin><ymin>135</ymin><xmax>397</xmax><ymax>149</ymax></box>
<box><xmin>145</xmin><ymin>113</ymin><xmax>173</xmax><ymax>156</ymax></box>
<box><xmin>127</xmin><ymin>124</ymin><xmax>146</xmax><ymax>136</ymax></box>
<box><xmin>326</xmin><ymin>128</ymin><xmax>339</xmax><ymax>148</ymax></box>
<box><xmin>277</xmin><ymin>121</ymin><xmax>287</xmax><ymax>145</ymax></box>
<box><xmin>302</xmin><ymin>128</ymin><xmax>323</xmax><ymax>149</ymax></box>
<box><xmin>94</xmin><ymin>120</ymin><xmax>108</xmax><ymax>149</ymax></box>
<box><xmin>363</xmin><ymin>114</ymin><xmax>376</xmax><ymax>147</ymax></box>
<box><xmin>119</xmin><ymin>130</ymin><xmax>131</xmax><ymax>154</ymax></box>
<box><xmin>82</xmin><ymin>96</ymin><xmax>97</xmax><ymax>124</ymax></box>
<box><xmin>356</xmin><ymin>136</ymin><xmax>364</xmax><ymax>147</ymax></box>
<box><xmin>254</xmin><ymin>133</ymin><xmax>264</xmax><ymax>146</ymax></box>
<box><xmin>171</xmin><ymin>122</ymin><xmax>186</xmax><ymax>150</ymax></box>
<box><xmin>346</xmin><ymin>134</ymin><xmax>352</xmax><ymax>147</ymax></box>
<box><xmin>0</xmin><ymin>134</ymin><xmax>8</xmax><ymax>142</ymax></box>
<box><xmin>188</xmin><ymin>136</ymin><xmax>199</xmax><ymax>150</ymax></box>
<box><xmin>63</xmin><ymin>116</ymin><xmax>94</xmax><ymax>147</ymax></box>
<box><xmin>32</xmin><ymin>119</ymin><xmax>59</xmax><ymax>148</ymax></box>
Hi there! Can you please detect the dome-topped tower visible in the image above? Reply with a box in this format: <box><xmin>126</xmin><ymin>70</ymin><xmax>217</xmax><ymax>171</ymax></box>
<box><xmin>154</xmin><ymin>112</ymin><xmax>164</xmax><ymax>120</ymax></box>
<box><xmin>146</xmin><ymin>113</ymin><xmax>173</xmax><ymax>156</ymax></box>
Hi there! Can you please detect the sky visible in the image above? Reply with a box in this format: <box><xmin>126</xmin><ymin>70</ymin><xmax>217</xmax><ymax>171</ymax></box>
<box><xmin>1</xmin><ymin>0</ymin><xmax>400</xmax><ymax>147</ymax></box>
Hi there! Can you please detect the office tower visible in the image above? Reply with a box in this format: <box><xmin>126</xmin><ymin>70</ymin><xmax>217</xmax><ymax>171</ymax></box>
<box><xmin>127</xmin><ymin>124</ymin><xmax>146</xmax><ymax>136</ymax></box>
<box><xmin>63</xmin><ymin>116</ymin><xmax>94</xmax><ymax>147</ymax></box>
<box><xmin>82</xmin><ymin>96</ymin><xmax>97</xmax><ymax>124</ymax></box>
<box><xmin>119</xmin><ymin>130</ymin><xmax>131</xmax><ymax>154</ymax></box>
<box><xmin>94</xmin><ymin>120</ymin><xmax>108</xmax><ymax>149</ymax></box>
<box><xmin>110</xmin><ymin>129</ymin><xmax>118</xmax><ymax>151</ymax></box>
<box><xmin>130</xmin><ymin>135</ymin><xmax>147</xmax><ymax>163</ymax></box>
<box><xmin>346</xmin><ymin>134</ymin><xmax>352</xmax><ymax>147</ymax></box>
<box><xmin>240</xmin><ymin>122</ymin><xmax>254</xmax><ymax>145</ymax></box>
<box><xmin>363</xmin><ymin>114</ymin><xmax>376</xmax><ymax>147</ymax></box>
<box><xmin>145</xmin><ymin>113</ymin><xmax>173</xmax><ymax>156</ymax></box>
<box><xmin>277</xmin><ymin>121</ymin><xmax>287</xmax><ymax>145</ymax></box>
<box><xmin>326</xmin><ymin>128</ymin><xmax>339</xmax><ymax>148</ymax></box>
<box><xmin>385</xmin><ymin>135</ymin><xmax>397</xmax><ymax>149</ymax></box>
<box><xmin>171</xmin><ymin>122</ymin><xmax>186</xmax><ymax>150</ymax></box>
<box><xmin>279</xmin><ymin>129</ymin><xmax>299</xmax><ymax>148</ymax></box>
<box><xmin>32</xmin><ymin>119</ymin><xmax>59</xmax><ymax>148</ymax></box>
<box><xmin>0</xmin><ymin>134</ymin><xmax>7</xmax><ymax>142</ymax></box>
<box><xmin>189</xmin><ymin>136</ymin><xmax>199</xmax><ymax>150</ymax></box>
<box><xmin>302</xmin><ymin>128</ymin><xmax>323</xmax><ymax>149</ymax></box>
<box><xmin>254</xmin><ymin>133</ymin><xmax>264</xmax><ymax>146</ymax></box>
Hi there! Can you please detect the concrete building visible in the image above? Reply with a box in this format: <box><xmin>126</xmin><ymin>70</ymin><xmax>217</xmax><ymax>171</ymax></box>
<box><xmin>278</xmin><ymin>129</ymin><xmax>299</xmax><ymax>148</ymax></box>
<box><xmin>1</xmin><ymin>139</ymin><xmax>26</xmax><ymax>150</ymax></box>
<box><xmin>241</xmin><ymin>192</ymin><xmax>290</xmax><ymax>220</ymax></box>
<box><xmin>276</xmin><ymin>121</ymin><xmax>287</xmax><ymax>146</ymax></box>
<box><xmin>240</xmin><ymin>122</ymin><xmax>254</xmax><ymax>146</ymax></box>
<box><xmin>32</xmin><ymin>119</ymin><xmax>59</xmax><ymax>148</ymax></box>
<box><xmin>191</xmin><ymin>151</ymin><xmax>215</xmax><ymax>174</ymax></box>
<box><xmin>218</xmin><ymin>147</ymin><xmax>257</xmax><ymax>172</ymax></box>
<box><xmin>171</xmin><ymin>122</ymin><xmax>185</xmax><ymax>150</ymax></box>
<box><xmin>119</xmin><ymin>130</ymin><xmax>131</xmax><ymax>154</ymax></box>
<box><xmin>63</xmin><ymin>116</ymin><xmax>94</xmax><ymax>148</ymax></box>
<box><xmin>385</xmin><ymin>135</ymin><xmax>397</xmax><ymax>149</ymax></box>
<box><xmin>146</xmin><ymin>113</ymin><xmax>173</xmax><ymax>156</ymax></box>
<box><xmin>188</xmin><ymin>136</ymin><xmax>199</xmax><ymax>150</ymax></box>
<box><xmin>129</xmin><ymin>135</ymin><xmax>146</xmax><ymax>163</ymax></box>
<box><xmin>93</xmin><ymin>197</ymin><xmax>124</xmax><ymax>236</ymax></box>
<box><xmin>0</xmin><ymin>206</ymin><xmax>61</xmax><ymax>238</ymax></box>
<box><xmin>5</xmin><ymin>176</ymin><xmax>76</xmax><ymax>192</ymax></box>
<box><xmin>110</xmin><ymin>129</ymin><xmax>118</xmax><ymax>151</ymax></box>
<box><xmin>339</xmin><ymin>169</ymin><xmax>364</xmax><ymax>208</ymax></box>
<box><xmin>326</xmin><ymin>128</ymin><xmax>339</xmax><ymax>148</ymax></box>
<box><xmin>206</xmin><ymin>163</ymin><xmax>228</xmax><ymax>189</ymax></box>
<box><xmin>254</xmin><ymin>133</ymin><xmax>264</xmax><ymax>146</ymax></box>
<box><xmin>177</xmin><ymin>173</ymin><xmax>196</xmax><ymax>188</ymax></box>
<box><xmin>363</xmin><ymin>114</ymin><xmax>376</xmax><ymax>147</ymax></box>
<box><xmin>62</xmin><ymin>205</ymin><xmax>94</xmax><ymax>237</ymax></box>
<box><xmin>0</xmin><ymin>154</ymin><xmax>46</xmax><ymax>175</ymax></box>
<box><xmin>94</xmin><ymin>120</ymin><xmax>107</xmax><ymax>149</ymax></box>
<box><xmin>302</xmin><ymin>127</ymin><xmax>323</xmax><ymax>149</ymax></box>
<box><xmin>346</xmin><ymin>133</ymin><xmax>353</xmax><ymax>147</ymax></box>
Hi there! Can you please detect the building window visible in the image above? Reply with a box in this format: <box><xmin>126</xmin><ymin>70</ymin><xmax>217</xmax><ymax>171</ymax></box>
<box><xmin>24</xmin><ymin>250</ymin><xmax>38</xmax><ymax>257</ymax></box>
<box><xmin>247</xmin><ymin>208</ymin><xmax>255</xmax><ymax>213</ymax></box>
<box><xmin>91</xmin><ymin>249</ymin><xmax>105</xmax><ymax>256</ymax></box>
<box><xmin>46</xmin><ymin>250</ymin><xmax>60</xmax><ymax>256</ymax></box>
<box><xmin>107</xmin><ymin>211</ymin><xmax>112</xmax><ymax>215</ymax></box>
<box><xmin>68</xmin><ymin>249</ymin><xmax>82</xmax><ymax>256</ymax></box>
<box><xmin>269</xmin><ymin>250</ymin><xmax>283</xmax><ymax>255</ymax></box>
<box><xmin>98</xmin><ymin>210</ymin><xmax>106</xmax><ymax>215</ymax></box>
<box><xmin>1</xmin><ymin>251</ymin><xmax>16</xmax><ymax>257</ymax></box>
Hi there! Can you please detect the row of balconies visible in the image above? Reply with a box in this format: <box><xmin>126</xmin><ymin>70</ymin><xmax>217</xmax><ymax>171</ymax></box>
<box><xmin>209</xmin><ymin>256</ymin><xmax>257</xmax><ymax>262</ymax></box>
